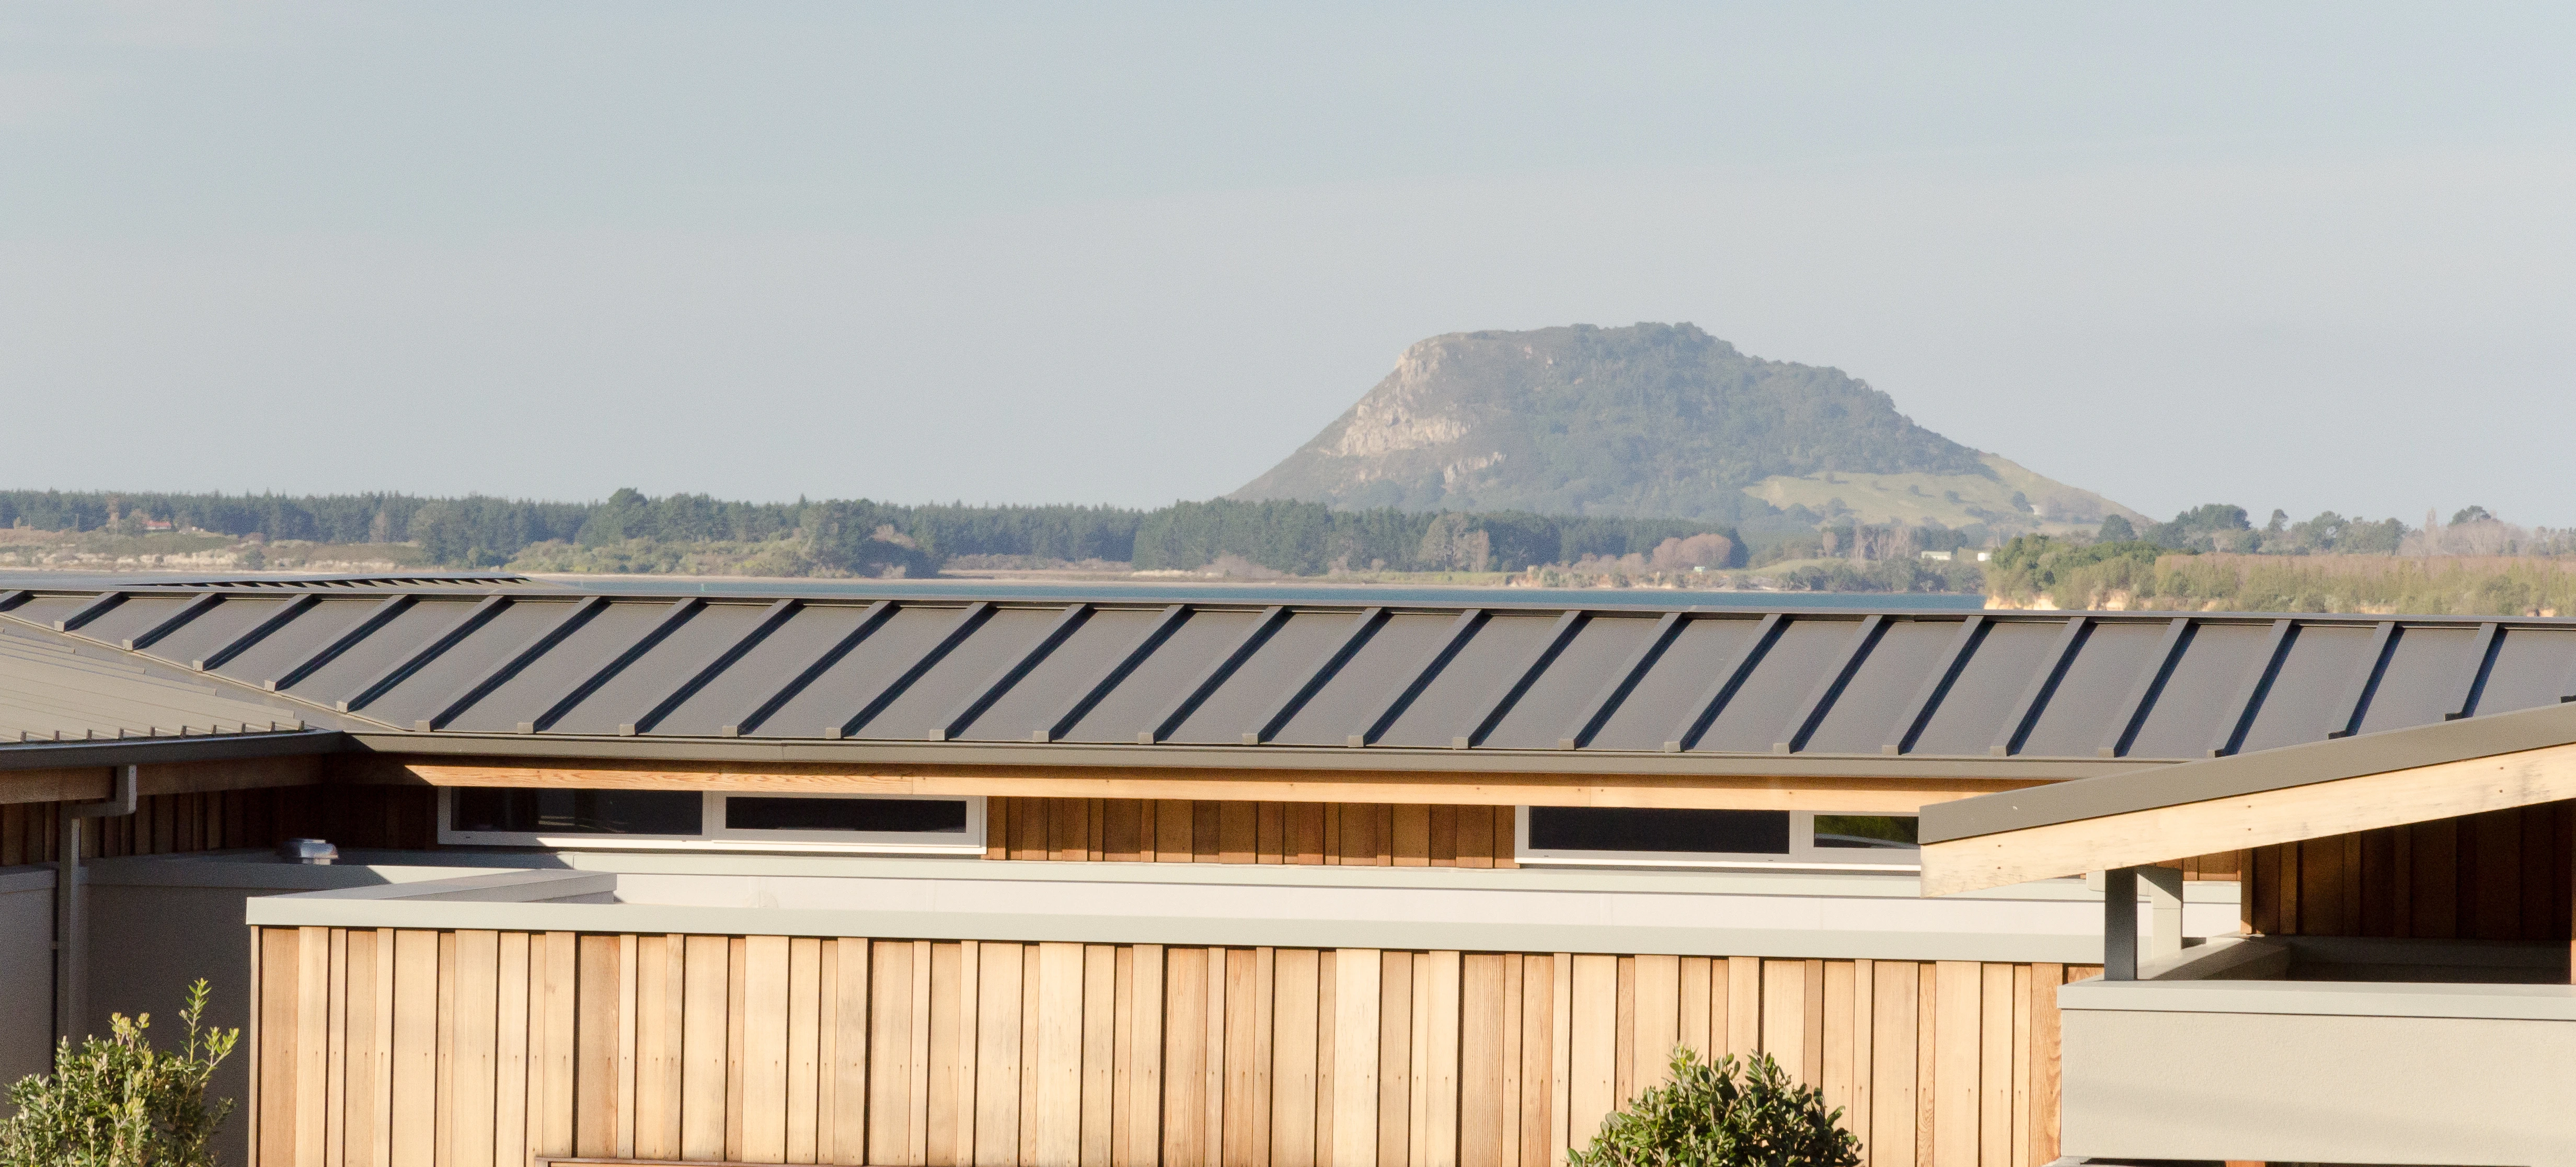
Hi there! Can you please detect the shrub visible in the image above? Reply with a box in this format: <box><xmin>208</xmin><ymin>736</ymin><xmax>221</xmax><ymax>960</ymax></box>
<box><xmin>1568</xmin><ymin>1048</ymin><xmax>1859</xmax><ymax>1167</ymax></box>
<box><xmin>0</xmin><ymin>980</ymin><xmax>239</xmax><ymax>1167</ymax></box>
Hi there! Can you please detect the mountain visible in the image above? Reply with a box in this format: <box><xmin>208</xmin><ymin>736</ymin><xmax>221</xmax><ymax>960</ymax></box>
<box><xmin>1230</xmin><ymin>323</ymin><xmax>2138</xmax><ymax>531</ymax></box>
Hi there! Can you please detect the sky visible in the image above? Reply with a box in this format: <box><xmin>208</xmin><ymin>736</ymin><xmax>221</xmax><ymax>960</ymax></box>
<box><xmin>3</xmin><ymin>3</ymin><xmax>2572</xmax><ymax>525</ymax></box>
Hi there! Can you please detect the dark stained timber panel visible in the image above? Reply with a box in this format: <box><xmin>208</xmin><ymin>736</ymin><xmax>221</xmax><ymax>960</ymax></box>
<box><xmin>2354</xmin><ymin>625</ymin><xmax>2480</xmax><ymax>737</ymax></box>
<box><xmin>2236</xmin><ymin>623</ymin><xmax>2380</xmax><ymax>756</ymax></box>
<box><xmin>1906</xmin><ymin>619</ymin><xmax>2060</xmax><ymax>756</ymax></box>
<box><xmin>1586</xmin><ymin>616</ymin><xmax>1767</xmax><ymax>752</ymax></box>
<box><xmin>1165</xmin><ymin>610</ymin><xmax>1360</xmax><ymax>745</ymax></box>
<box><xmin>1374</xmin><ymin>613</ymin><xmax>1554</xmax><ymax>748</ymax></box>
<box><xmin>2017</xmin><ymin>620</ymin><xmax>2165</xmax><ymax>759</ymax></box>
<box><xmin>442</xmin><ymin>600</ymin><xmax>691</xmax><ymax>733</ymax></box>
<box><xmin>1687</xmin><ymin>618</ymin><xmax>1849</xmax><ymax>753</ymax></box>
<box><xmin>1478</xmin><ymin>614</ymin><xmax>1662</xmax><ymax>750</ymax></box>
<box><xmin>2471</xmin><ymin>627</ymin><xmax>2576</xmax><ymax>717</ymax></box>
<box><xmin>1799</xmin><ymin>617</ymin><xmax>1963</xmax><ymax>755</ymax></box>
<box><xmin>1271</xmin><ymin>612</ymin><xmax>1457</xmax><ymax>747</ymax></box>
<box><xmin>2122</xmin><ymin>621</ymin><xmax>2277</xmax><ymax>760</ymax></box>
<box><xmin>1057</xmin><ymin>608</ymin><xmax>1266</xmax><ymax>743</ymax></box>
<box><xmin>847</xmin><ymin>605</ymin><xmax>1054</xmax><ymax>740</ymax></box>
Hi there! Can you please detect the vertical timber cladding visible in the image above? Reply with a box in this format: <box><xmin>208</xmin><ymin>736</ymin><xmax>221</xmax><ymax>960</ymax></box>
<box><xmin>0</xmin><ymin>784</ymin><xmax>436</xmax><ymax>864</ymax></box>
<box><xmin>251</xmin><ymin>928</ymin><xmax>2096</xmax><ymax>1167</ymax></box>
<box><xmin>983</xmin><ymin>799</ymin><xmax>1518</xmax><ymax>867</ymax></box>
<box><xmin>2240</xmin><ymin>802</ymin><xmax>2576</xmax><ymax>940</ymax></box>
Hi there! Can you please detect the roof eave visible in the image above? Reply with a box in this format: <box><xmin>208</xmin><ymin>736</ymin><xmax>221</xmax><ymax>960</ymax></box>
<box><xmin>1919</xmin><ymin>697</ymin><xmax>2576</xmax><ymax>845</ymax></box>
<box><xmin>0</xmin><ymin>729</ymin><xmax>351</xmax><ymax>772</ymax></box>
<box><xmin>347</xmin><ymin>730</ymin><xmax>2160</xmax><ymax>780</ymax></box>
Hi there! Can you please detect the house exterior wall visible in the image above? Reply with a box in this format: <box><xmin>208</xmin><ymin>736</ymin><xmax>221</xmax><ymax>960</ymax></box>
<box><xmin>0</xmin><ymin>865</ymin><xmax>54</xmax><ymax>1087</ymax></box>
<box><xmin>0</xmin><ymin>784</ymin><xmax>439</xmax><ymax>865</ymax></box>
<box><xmin>981</xmin><ymin>799</ymin><xmax>1516</xmax><ymax>867</ymax></box>
<box><xmin>2062</xmin><ymin>995</ymin><xmax>2576</xmax><ymax>1165</ymax></box>
<box><xmin>2240</xmin><ymin>800</ymin><xmax>2574</xmax><ymax>940</ymax></box>
<box><xmin>250</xmin><ymin>924</ymin><xmax>2096</xmax><ymax>1167</ymax></box>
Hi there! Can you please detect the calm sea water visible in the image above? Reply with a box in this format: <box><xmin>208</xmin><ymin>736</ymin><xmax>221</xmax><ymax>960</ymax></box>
<box><xmin>565</xmin><ymin>577</ymin><xmax>1989</xmax><ymax>609</ymax></box>
<box><xmin>4</xmin><ymin>568</ymin><xmax>1985</xmax><ymax>610</ymax></box>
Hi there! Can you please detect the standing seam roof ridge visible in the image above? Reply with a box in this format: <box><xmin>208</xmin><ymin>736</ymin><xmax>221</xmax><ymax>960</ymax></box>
<box><xmin>829</xmin><ymin>600</ymin><xmax>995</xmax><ymax>739</ymax></box>
<box><xmin>934</xmin><ymin>601</ymin><xmax>1091</xmax><ymax>742</ymax></box>
<box><xmin>629</xmin><ymin>597</ymin><xmax>805</xmax><ymax>736</ymax></box>
<box><xmin>1245</xmin><ymin>606</ymin><xmax>1387</xmax><ymax>747</ymax></box>
<box><xmin>1351</xmin><ymin>607</ymin><xmax>1486</xmax><ymax>748</ymax></box>
<box><xmin>1454</xmin><ymin>608</ymin><xmax>1586</xmax><ymax>750</ymax></box>
<box><xmin>1664</xmin><ymin>612</ymin><xmax>1788</xmax><ymax>753</ymax></box>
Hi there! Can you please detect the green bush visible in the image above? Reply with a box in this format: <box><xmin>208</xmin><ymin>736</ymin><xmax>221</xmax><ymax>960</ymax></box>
<box><xmin>1568</xmin><ymin>1048</ymin><xmax>1859</xmax><ymax>1167</ymax></box>
<box><xmin>0</xmin><ymin>980</ymin><xmax>238</xmax><ymax>1167</ymax></box>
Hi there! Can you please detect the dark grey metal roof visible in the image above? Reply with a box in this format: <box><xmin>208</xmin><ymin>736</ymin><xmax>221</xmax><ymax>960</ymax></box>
<box><xmin>0</xmin><ymin>623</ymin><xmax>320</xmax><ymax>746</ymax></box>
<box><xmin>125</xmin><ymin>573</ymin><xmax>546</xmax><ymax>590</ymax></box>
<box><xmin>5</xmin><ymin>585</ymin><xmax>2573</xmax><ymax>776</ymax></box>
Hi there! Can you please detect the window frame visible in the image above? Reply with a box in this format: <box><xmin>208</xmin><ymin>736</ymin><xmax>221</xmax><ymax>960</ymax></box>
<box><xmin>1513</xmin><ymin>807</ymin><xmax>1919</xmax><ymax>872</ymax></box>
<box><xmin>437</xmin><ymin>788</ymin><xmax>987</xmax><ymax>855</ymax></box>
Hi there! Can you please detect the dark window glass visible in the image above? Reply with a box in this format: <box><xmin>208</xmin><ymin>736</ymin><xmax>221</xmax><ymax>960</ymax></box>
<box><xmin>1525</xmin><ymin>807</ymin><xmax>1790</xmax><ymax>854</ymax></box>
<box><xmin>1813</xmin><ymin>815</ymin><xmax>1919</xmax><ymax>849</ymax></box>
<box><xmin>451</xmin><ymin>788</ymin><xmax>702</xmax><ymax>836</ymax></box>
<box><xmin>725</xmin><ymin>797</ymin><xmax>969</xmax><ymax>834</ymax></box>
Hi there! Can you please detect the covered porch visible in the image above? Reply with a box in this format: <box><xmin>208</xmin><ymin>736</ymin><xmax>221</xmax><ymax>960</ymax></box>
<box><xmin>1921</xmin><ymin>699</ymin><xmax>2576</xmax><ymax>1167</ymax></box>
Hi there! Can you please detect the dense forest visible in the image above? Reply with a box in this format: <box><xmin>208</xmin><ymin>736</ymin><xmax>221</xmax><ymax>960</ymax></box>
<box><xmin>0</xmin><ymin>489</ymin><xmax>1746</xmax><ymax>578</ymax></box>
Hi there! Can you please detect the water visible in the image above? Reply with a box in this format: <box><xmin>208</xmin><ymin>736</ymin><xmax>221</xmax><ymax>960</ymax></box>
<box><xmin>560</xmin><ymin>576</ymin><xmax>1989</xmax><ymax>609</ymax></box>
<box><xmin>3</xmin><ymin>567</ymin><xmax>1987</xmax><ymax>609</ymax></box>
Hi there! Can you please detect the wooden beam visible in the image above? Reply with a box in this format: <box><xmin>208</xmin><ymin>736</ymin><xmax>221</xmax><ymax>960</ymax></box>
<box><xmin>0</xmin><ymin>766</ymin><xmax>112</xmax><ymax>805</ymax></box>
<box><xmin>349</xmin><ymin>754</ymin><xmax>2034</xmax><ymax>814</ymax></box>
<box><xmin>1920</xmin><ymin>738</ymin><xmax>2576</xmax><ymax>896</ymax></box>
<box><xmin>0</xmin><ymin>753</ymin><xmax>328</xmax><ymax>804</ymax></box>
<box><xmin>139</xmin><ymin>753</ymin><xmax>327</xmax><ymax>796</ymax></box>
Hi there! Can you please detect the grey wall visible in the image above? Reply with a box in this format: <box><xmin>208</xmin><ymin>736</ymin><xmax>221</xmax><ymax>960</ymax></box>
<box><xmin>0</xmin><ymin>866</ymin><xmax>54</xmax><ymax>1092</ymax></box>
<box><xmin>78</xmin><ymin>855</ymin><xmax>519</xmax><ymax>1167</ymax></box>
<box><xmin>2064</xmin><ymin>1008</ymin><xmax>2576</xmax><ymax>1166</ymax></box>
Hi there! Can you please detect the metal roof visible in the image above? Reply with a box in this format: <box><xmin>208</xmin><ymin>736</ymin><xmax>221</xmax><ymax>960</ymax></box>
<box><xmin>5</xmin><ymin>585</ymin><xmax>2572</xmax><ymax>776</ymax></box>
<box><xmin>0</xmin><ymin>624</ymin><xmax>316</xmax><ymax>745</ymax></box>
<box><xmin>124</xmin><ymin>573</ymin><xmax>547</xmax><ymax>590</ymax></box>
<box><xmin>1919</xmin><ymin>694</ymin><xmax>2576</xmax><ymax>845</ymax></box>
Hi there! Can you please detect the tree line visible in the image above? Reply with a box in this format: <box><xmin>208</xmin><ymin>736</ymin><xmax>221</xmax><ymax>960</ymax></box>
<box><xmin>0</xmin><ymin>488</ymin><xmax>1744</xmax><ymax>576</ymax></box>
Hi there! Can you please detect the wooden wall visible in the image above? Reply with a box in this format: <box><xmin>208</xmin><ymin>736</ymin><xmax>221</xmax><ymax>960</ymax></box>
<box><xmin>2241</xmin><ymin>802</ymin><xmax>2575</xmax><ymax>941</ymax></box>
<box><xmin>983</xmin><ymin>800</ymin><xmax>1517</xmax><ymax>868</ymax></box>
<box><xmin>0</xmin><ymin>785</ymin><xmax>436</xmax><ymax>867</ymax></box>
<box><xmin>252</xmin><ymin>926</ymin><xmax>2094</xmax><ymax>1167</ymax></box>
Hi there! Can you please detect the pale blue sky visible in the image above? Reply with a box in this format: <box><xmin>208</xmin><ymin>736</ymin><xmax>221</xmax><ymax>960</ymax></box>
<box><xmin>4</xmin><ymin>4</ymin><xmax>2571</xmax><ymax>523</ymax></box>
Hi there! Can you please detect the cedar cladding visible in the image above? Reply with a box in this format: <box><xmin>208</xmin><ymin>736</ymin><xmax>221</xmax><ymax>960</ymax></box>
<box><xmin>2241</xmin><ymin>802</ymin><xmax>2576</xmax><ymax>941</ymax></box>
<box><xmin>983</xmin><ymin>798</ymin><xmax>1518</xmax><ymax>868</ymax></box>
<box><xmin>252</xmin><ymin>926</ymin><xmax>2094</xmax><ymax>1167</ymax></box>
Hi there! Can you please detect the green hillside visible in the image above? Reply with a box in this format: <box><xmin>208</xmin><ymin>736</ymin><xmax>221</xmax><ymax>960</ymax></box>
<box><xmin>1230</xmin><ymin>323</ymin><xmax>2137</xmax><ymax>531</ymax></box>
